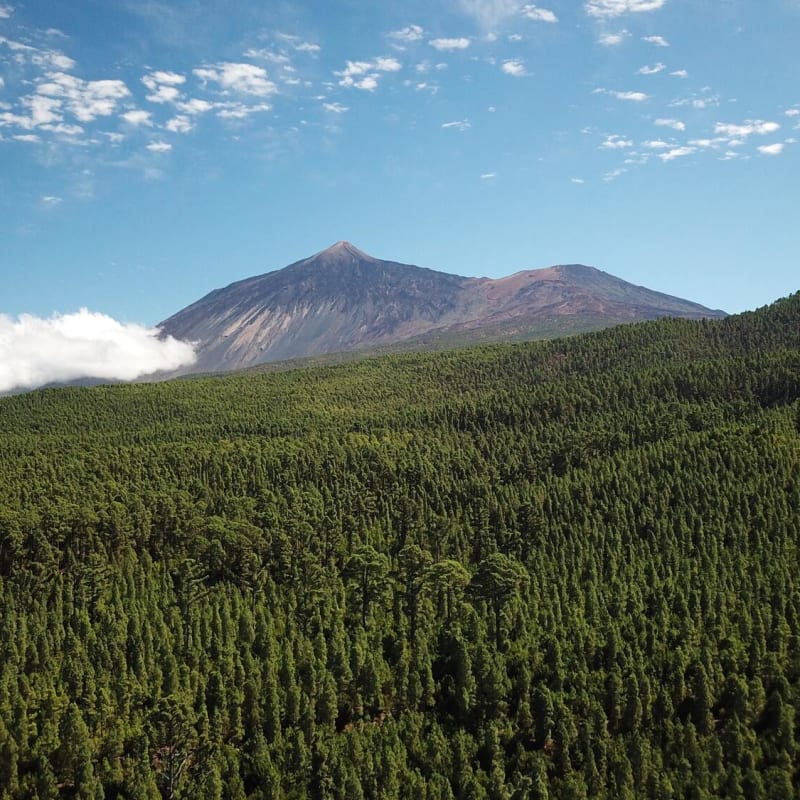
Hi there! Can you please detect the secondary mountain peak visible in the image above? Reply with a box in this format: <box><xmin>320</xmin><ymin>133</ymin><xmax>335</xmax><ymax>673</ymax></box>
<box><xmin>159</xmin><ymin>246</ymin><xmax>726</xmax><ymax>374</ymax></box>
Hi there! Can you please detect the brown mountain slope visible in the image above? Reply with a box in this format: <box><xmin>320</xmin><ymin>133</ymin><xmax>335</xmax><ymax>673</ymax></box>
<box><xmin>159</xmin><ymin>241</ymin><xmax>726</xmax><ymax>373</ymax></box>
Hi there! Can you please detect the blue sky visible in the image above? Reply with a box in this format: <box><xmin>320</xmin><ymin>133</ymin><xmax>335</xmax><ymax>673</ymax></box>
<box><xmin>1</xmin><ymin>0</ymin><xmax>798</xmax><ymax>338</ymax></box>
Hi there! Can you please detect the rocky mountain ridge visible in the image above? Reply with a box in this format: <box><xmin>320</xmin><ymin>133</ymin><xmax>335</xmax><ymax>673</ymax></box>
<box><xmin>159</xmin><ymin>241</ymin><xmax>726</xmax><ymax>373</ymax></box>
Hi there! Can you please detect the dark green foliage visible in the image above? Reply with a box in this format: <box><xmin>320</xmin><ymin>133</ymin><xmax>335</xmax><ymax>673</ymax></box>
<box><xmin>1</xmin><ymin>293</ymin><xmax>800</xmax><ymax>797</ymax></box>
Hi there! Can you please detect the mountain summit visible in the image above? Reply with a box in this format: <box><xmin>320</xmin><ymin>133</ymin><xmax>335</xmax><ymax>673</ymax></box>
<box><xmin>159</xmin><ymin>243</ymin><xmax>726</xmax><ymax>373</ymax></box>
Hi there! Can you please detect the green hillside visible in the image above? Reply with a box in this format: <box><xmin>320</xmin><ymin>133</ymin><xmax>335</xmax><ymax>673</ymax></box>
<box><xmin>1</xmin><ymin>294</ymin><xmax>799</xmax><ymax>799</ymax></box>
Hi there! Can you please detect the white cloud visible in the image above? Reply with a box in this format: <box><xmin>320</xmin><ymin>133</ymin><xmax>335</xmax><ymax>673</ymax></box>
<box><xmin>480</xmin><ymin>172</ymin><xmax>497</xmax><ymax>179</ymax></box>
<box><xmin>429</xmin><ymin>37</ymin><xmax>471</xmax><ymax>51</ymax></box>
<box><xmin>603</xmin><ymin>166</ymin><xmax>627</xmax><ymax>181</ymax></box>
<box><xmin>215</xmin><ymin>102</ymin><xmax>271</xmax><ymax>119</ymax></box>
<box><xmin>146</xmin><ymin>140</ymin><xmax>172</xmax><ymax>152</ymax></box>
<box><xmin>121</xmin><ymin>109</ymin><xmax>152</xmax><ymax>126</ymax></box>
<box><xmin>571</xmin><ymin>177</ymin><xmax>585</xmax><ymax>184</ymax></box>
<box><xmin>146</xmin><ymin>85</ymin><xmax>180</xmax><ymax>104</ymax></box>
<box><xmin>0</xmin><ymin>93</ymin><xmax>63</xmax><ymax>130</ymax></box>
<box><xmin>600</xmin><ymin>133</ymin><xmax>633</xmax><ymax>149</ymax></box>
<box><xmin>40</xmin><ymin>195</ymin><xmax>62</xmax><ymax>205</ymax></box>
<box><xmin>178</xmin><ymin>98</ymin><xmax>214</xmax><ymax>114</ymax></box>
<box><xmin>522</xmin><ymin>4</ymin><xmax>558</xmax><ymax>22</ymax></box>
<box><xmin>758</xmin><ymin>142</ymin><xmax>784</xmax><ymax>155</ymax></box>
<box><xmin>36</xmin><ymin>73</ymin><xmax>130</xmax><ymax>122</ymax></box>
<box><xmin>31</xmin><ymin>50</ymin><xmax>76</xmax><ymax>71</ymax></box>
<box><xmin>502</xmin><ymin>59</ymin><xmax>526</xmax><ymax>77</ymax></box>
<box><xmin>388</xmin><ymin>25</ymin><xmax>425</xmax><ymax>42</ymax></box>
<box><xmin>598</xmin><ymin>30</ymin><xmax>629</xmax><ymax>45</ymax></box>
<box><xmin>658</xmin><ymin>145</ymin><xmax>695</xmax><ymax>161</ymax></box>
<box><xmin>374</xmin><ymin>56</ymin><xmax>402</xmax><ymax>71</ymax></box>
<box><xmin>638</xmin><ymin>63</ymin><xmax>665</xmax><ymax>75</ymax></box>
<box><xmin>295</xmin><ymin>42</ymin><xmax>320</xmax><ymax>53</ymax></box>
<box><xmin>141</xmin><ymin>71</ymin><xmax>184</xmax><ymax>104</ymax></box>
<box><xmin>442</xmin><ymin>119</ymin><xmax>471</xmax><ymax>131</ymax></box>
<box><xmin>642</xmin><ymin>139</ymin><xmax>671</xmax><ymax>148</ymax></box>
<box><xmin>145</xmin><ymin>70</ymin><xmax>185</xmax><ymax>86</ymax></box>
<box><xmin>457</xmin><ymin>0</ymin><xmax>522</xmax><ymax>27</ymax></box>
<box><xmin>194</xmin><ymin>63</ymin><xmax>277</xmax><ymax>96</ymax></box>
<box><xmin>598</xmin><ymin>89</ymin><xmax>649</xmax><ymax>101</ymax></box>
<box><xmin>655</xmin><ymin>117</ymin><xmax>685</xmax><ymax>131</ymax></box>
<box><xmin>785</xmin><ymin>108</ymin><xmax>800</xmax><ymax>117</ymax></box>
<box><xmin>335</xmin><ymin>57</ymin><xmax>401</xmax><ymax>90</ymax></box>
<box><xmin>0</xmin><ymin>310</ymin><xmax>196</xmax><ymax>393</ymax></box>
<box><xmin>165</xmin><ymin>115</ymin><xmax>193</xmax><ymax>133</ymax></box>
<box><xmin>323</xmin><ymin>102</ymin><xmax>349</xmax><ymax>113</ymax></box>
<box><xmin>670</xmin><ymin>69</ymin><xmax>688</xmax><ymax>78</ymax></box>
<box><xmin>714</xmin><ymin>120</ymin><xmax>780</xmax><ymax>138</ymax></box>
<box><xmin>671</xmin><ymin>92</ymin><xmax>720</xmax><ymax>110</ymax></box>
<box><xmin>0</xmin><ymin>4</ymin><xmax>13</xmax><ymax>18</ymax></box>
<box><xmin>13</xmin><ymin>133</ymin><xmax>40</xmax><ymax>142</ymax></box>
<box><xmin>586</xmin><ymin>0</ymin><xmax>668</xmax><ymax>17</ymax></box>
<box><xmin>643</xmin><ymin>35</ymin><xmax>669</xmax><ymax>46</ymax></box>
<box><xmin>243</xmin><ymin>49</ymin><xmax>289</xmax><ymax>64</ymax></box>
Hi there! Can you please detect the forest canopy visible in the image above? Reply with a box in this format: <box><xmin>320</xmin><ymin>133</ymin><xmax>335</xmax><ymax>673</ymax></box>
<box><xmin>1</xmin><ymin>294</ymin><xmax>799</xmax><ymax>799</ymax></box>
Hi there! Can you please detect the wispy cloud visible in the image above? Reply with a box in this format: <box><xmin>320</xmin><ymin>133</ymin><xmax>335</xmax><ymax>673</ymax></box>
<box><xmin>323</xmin><ymin>101</ymin><xmax>348</xmax><ymax>113</ymax></box>
<box><xmin>146</xmin><ymin>140</ymin><xmax>172</xmax><ymax>152</ymax></box>
<box><xmin>638</xmin><ymin>63</ymin><xmax>665</xmax><ymax>75</ymax></box>
<box><xmin>596</xmin><ymin>88</ymin><xmax>650</xmax><ymax>102</ymax></box>
<box><xmin>522</xmin><ymin>4</ymin><xmax>558</xmax><ymax>22</ymax></box>
<box><xmin>586</xmin><ymin>0</ymin><xmax>668</xmax><ymax>17</ymax></box>
<box><xmin>670</xmin><ymin>69</ymin><xmax>688</xmax><ymax>78</ymax></box>
<box><xmin>388</xmin><ymin>25</ymin><xmax>425</xmax><ymax>43</ymax></box>
<box><xmin>0</xmin><ymin>4</ymin><xmax>14</xmax><ymax>18</ymax></box>
<box><xmin>0</xmin><ymin>309</ymin><xmax>196</xmax><ymax>393</ymax></box>
<box><xmin>215</xmin><ymin>102</ymin><xmax>271</xmax><ymax>119</ymax></box>
<box><xmin>670</xmin><ymin>91</ymin><xmax>720</xmax><ymax>110</ymax></box>
<box><xmin>655</xmin><ymin>117</ymin><xmax>685</xmax><ymax>131</ymax></box>
<box><xmin>643</xmin><ymin>35</ymin><xmax>669</xmax><ymax>47</ymax></box>
<box><xmin>295</xmin><ymin>42</ymin><xmax>320</xmax><ymax>54</ymax></box>
<box><xmin>429</xmin><ymin>37</ymin><xmax>471</xmax><ymax>51</ymax></box>
<box><xmin>642</xmin><ymin>139</ymin><xmax>671</xmax><ymax>148</ymax></box>
<box><xmin>658</xmin><ymin>145</ymin><xmax>695</xmax><ymax>161</ymax></box>
<box><xmin>480</xmin><ymin>172</ymin><xmax>497</xmax><ymax>179</ymax></box>
<box><xmin>598</xmin><ymin>30</ymin><xmax>629</xmax><ymax>46</ymax></box>
<box><xmin>442</xmin><ymin>119</ymin><xmax>471</xmax><ymax>131</ymax></box>
<box><xmin>457</xmin><ymin>0</ymin><xmax>523</xmax><ymax>27</ymax></box>
<box><xmin>757</xmin><ymin>142</ymin><xmax>784</xmax><ymax>155</ymax></box>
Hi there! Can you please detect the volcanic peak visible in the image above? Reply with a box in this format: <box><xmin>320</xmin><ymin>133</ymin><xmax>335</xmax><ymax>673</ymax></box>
<box><xmin>304</xmin><ymin>240</ymin><xmax>374</xmax><ymax>267</ymax></box>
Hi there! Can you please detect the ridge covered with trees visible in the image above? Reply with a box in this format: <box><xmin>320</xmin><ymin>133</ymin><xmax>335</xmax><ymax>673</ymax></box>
<box><xmin>1</xmin><ymin>294</ymin><xmax>799</xmax><ymax>799</ymax></box>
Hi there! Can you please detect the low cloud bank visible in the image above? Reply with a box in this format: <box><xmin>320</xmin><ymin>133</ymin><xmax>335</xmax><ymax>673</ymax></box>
<box><xmin>0</xmin><ymin>309</ymin><xmax>197</xmax><ymax>393</ymax></box>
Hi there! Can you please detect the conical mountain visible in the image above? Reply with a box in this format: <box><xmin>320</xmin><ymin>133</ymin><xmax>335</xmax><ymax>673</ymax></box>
<box><xmin>159</xmin><ymin>242</ymin><xmax>726</xmax><ymax>373</ymax></box>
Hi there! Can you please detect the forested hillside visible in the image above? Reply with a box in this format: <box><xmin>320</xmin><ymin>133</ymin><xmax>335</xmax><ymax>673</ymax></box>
<box><xmin>1</xmin><ymin>294</ymin><xmax>799</xmax><ymax>799</ymax></box>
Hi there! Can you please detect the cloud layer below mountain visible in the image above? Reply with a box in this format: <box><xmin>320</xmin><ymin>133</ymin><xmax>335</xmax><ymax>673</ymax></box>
<box><xmin>0</xmin><ymin>309</ymin><xmax>196</xmax><ymax>393</ymax></box>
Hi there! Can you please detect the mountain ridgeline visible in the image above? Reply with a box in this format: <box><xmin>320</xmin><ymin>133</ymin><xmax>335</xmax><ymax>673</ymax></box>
<box><xmin>0</xmin><ymin>293</ymin><xmax>799</xmax><ymax>798</ymax></box>
<box><xmin>159</xmin><ymin>241</ymin><xmax>726</xmax><ymax>373</ymax></box>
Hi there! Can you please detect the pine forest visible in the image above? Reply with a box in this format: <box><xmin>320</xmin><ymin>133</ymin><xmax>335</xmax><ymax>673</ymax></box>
<box><xmin>1</xmin><ymin>293</ymin><xmax>800</xmax><ymax>800</ymax></box>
